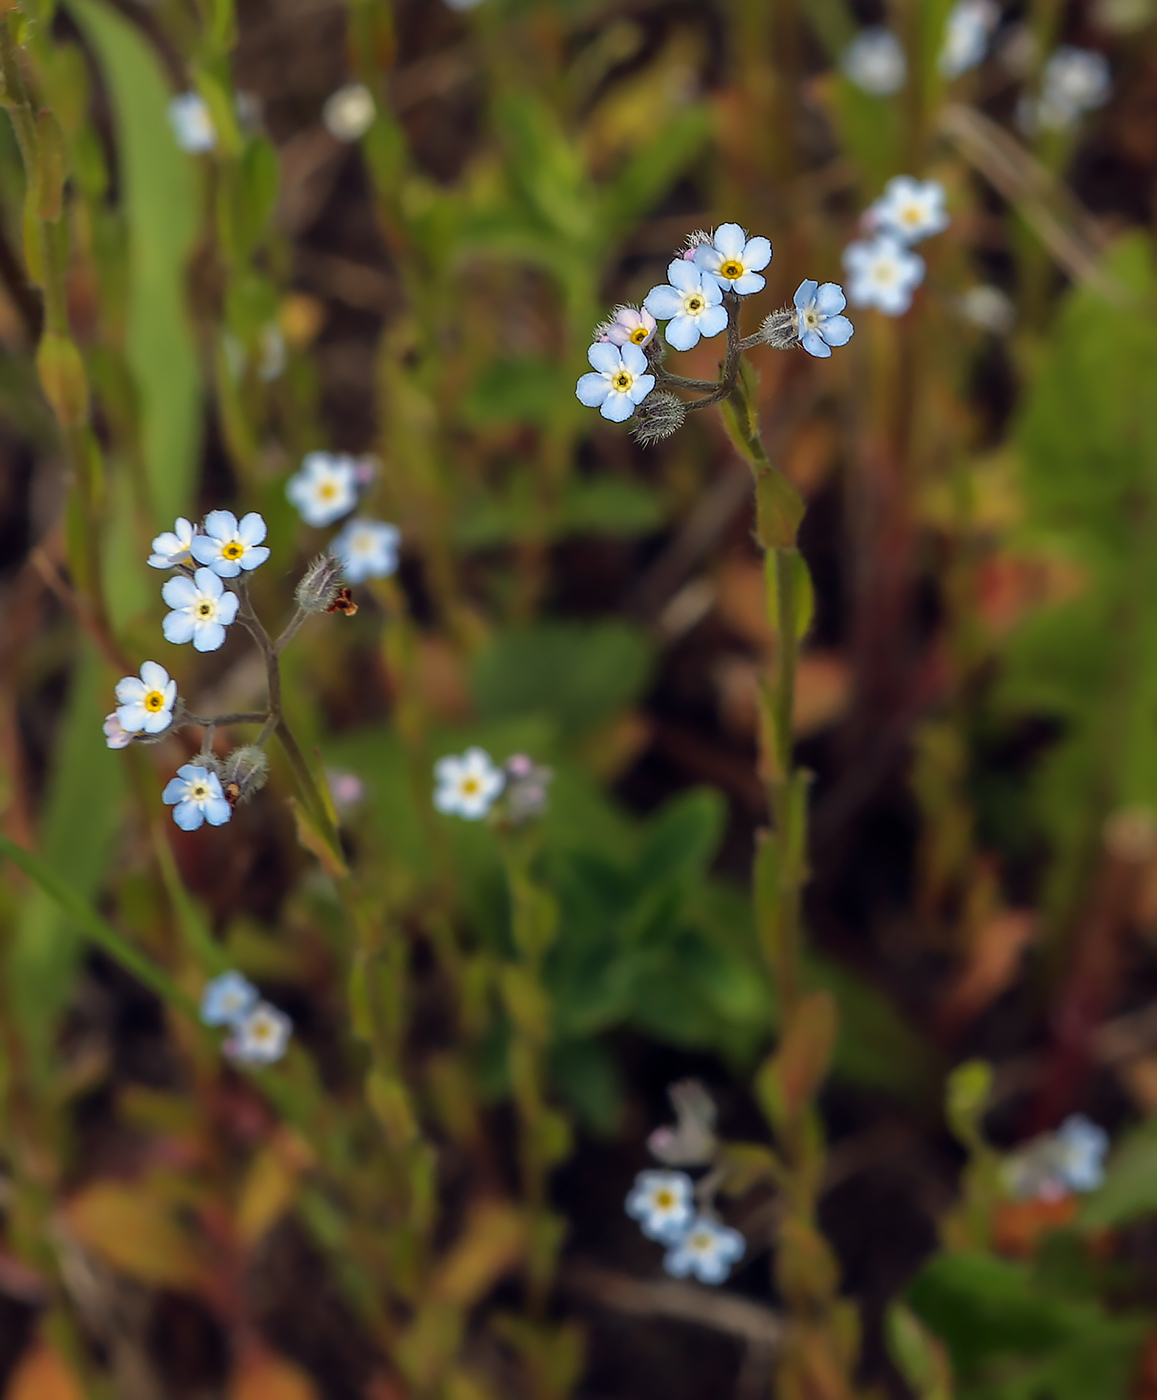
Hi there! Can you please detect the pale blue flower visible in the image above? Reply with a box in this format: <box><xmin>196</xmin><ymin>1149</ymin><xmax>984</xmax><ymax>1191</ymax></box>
<box><xmin>793</xmin><ymin>281</ymin><xmax>855</xmax><ymax>359</ymax></box>
<box><xmin>842</xmin><ymin>235</ymin><xmax>925</xmax><ymax>316</ymax></box>
<box><xmin>332</xmin><ymin>518</ymin><xmax>401</xmax><ymax>583</ymax></box>
<box><xmin>434</xmin><ymin>748</ymin><xmax>504</xmax><ymax>820</ymax></box>
<box><xmin>596</xmin><ymin>305</ymin><xmax>657</xmax><ymax>349</ymax></box>
<box><xmin>287</xmin><ymin>452</ymin><xmax>359</xmax><ymax>527</ymax></box>
<box><xmin>162</xmin><ymin>568</ymin><xmax>239</xmax><ymax>652</ymax></box>
<box><xmin>227</xmin><ymin>1001</ymin><xmax>292</xmax><ymax>1065</ymax></box>
<box><xmin>168</xmin><ymin>92</ymin><xmax>216</xmax><ymax>154</ymax></box>
<box><xmin>868</xmin><ymin>176</ymin><xmax>949</xmax><ymax>245</ymax></box>
<box><xmin>191</xmin><ymin>510</ymin><xmax>271</xmax><ymax>578</ymax></box>
<box><xmin>103</xmin><ymin>713</ymin><xmax>132</xmax><ymax>749</ymax></box>
<box><xmin>663</xmin><ymin>1216</ymin><xmax>745</xmax><ymax>1285</ymax></box>
<box><xmin>625</xmin><ymin>1169</ymin><xmax>695</xmax><ymax>1244</ymax></box>
<box><xmin>939</xmin><ymin>0</ymin><xmax>999</xmax><ymax>78</ymax></box>
<box><xmin>1039</xmin><ymin>47</ymin><xmax>1111</xmax><ymax>130</ymax></box>
<box><xmin>200</xmin><ymin>970</ymin><xmax>258</xmax><ymax>1027</ymax></box>
<box><xmin>1055</xmin><ymin>1115</ymin><xmax>1109</xmax><ymax>1193</ymax></box>
<box><xmin>575</xmin><ymin>342</ymin><xmax>656</xmax><ymax>422</ymax></box>
<box><xmin>114</xmin><ymin>660</ymin><xmax>177</xmax><ymax>735</ymax></box>
<box><xmin>643</xmin><ymin>261</ymin><xmax>726</xmax><ymax>352</ymax></box>
<box><xmin>841</xmin><ymin>28</ymin><xmax>906</xmax><ymax>95</ymax></box>
<box><xmin>692</xmin><ymin>223</ymin><xmax>773</xmax><ymax>296</ymax></box>
<box><xmin>162</xmin><ymin>764</ymin><xmax>232</xmax><ymax>831</ymax></box>
<box><xmin>148</xmin><ymin>517</ymin><xmax>197</xmax><ymax>569</ymax></box>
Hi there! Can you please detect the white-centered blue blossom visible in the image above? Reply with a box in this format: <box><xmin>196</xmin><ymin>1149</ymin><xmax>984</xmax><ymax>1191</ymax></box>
<box><xmin>433</xmin><ymin>748</ymin><xmax>505</xmax><ymax>820</ymax></box>
<box><xmin>663</xmin><ymin>1217</ymin><xmax>745</xmax><ymax>1285</ymax></box>
<box><xmin>332</xmin><ymin>518</ymin><xmax>401</xmax><ymax>583</ymax></box>
<box><xmin>841</xmin><ymin>28</ymin><xmax>907</xmax><ymax>95</ymax></box>
<box><xmin>1039</xmin><ymin>46</ymin><xmax>1112</xmax><ymax>130</ymax></box>
<box><xmin>148</xmin><ymin>517</ymin><xmax>197</xmax><ymax>570</ymax></box>
<box><xmin>868</xmin><ymin>176</ymin><xmax>949</xmax><ymax>245</ymax></box>
<box><xmin>190</xmin><ymin>510</ymin><xmax>271</xmax><ymax>578</ymax></box>
<box><xmin>625</xmin><ymin>1169</ymin><xmax>695</xmax><ymax>1243</ymax></box>
<box><xmin>287</xmin><ymin>452</ymin><xmax>360</xmax><ymax>527</ymax></box>
<box><xmin>227</xmin><ymin>1001</ymin><xmax>293</xmax><ymax>1065</ymax></box>
<box><xmin>162</xmin><ymin>764</ymin><xmax>232</xmax><ymax>831</ymax></box>
<box><xmin>162</xmin><ymin>568</ymin><xmax>240</xmax><ymax>652</ymax></box>
<box><xmin>200</xmin><ymin>970</ymin><xmax>259</xmax><ymax>1027</ymax></box>
<box><xmin>323</xmin><ymin>82</ymin><xmax>376</xmax><ymax>142</ymax></box>
<box><xmin>103</xmin><ymin>712</ymin><xmax>132</xmax><ymax>749</ymax></box>
<box><xmin>842</xmin><ymin>235</ymin><xmax>925</xmax><ymax>316</ymax></box>
<box><xmin>114</xmin><ymin>660</ymin><xmax>178</xmax><ymax>735</ymax></box>
<box><xmin>692</xmin><ymin>224</ymin><xmax>773</xmax><ymax>296</ymax></box>
<box><xmin>1003</xmin><ymin>1113</ymin><xmax>1109</xmax><ymax>1201</ymax></box>
<box><xmin>939</xmin><ymin>0</ymin><xmax>1000</xmax><ymax>78</ymax></box>
<box><xmin>575</xmin><ymin>342</ymin><xmax>656</xmax><ymax>422</ymax></box>
<box><xmin>793</xmin><ymin>281</ymin><xmax>855</xmax><ymax>359</ymax></box>
<box><xmin>168</xmin><ymin>92</ymin><xmax>216</xmax><ymax>154</ymax></box>
<box><xmin>596</xmin><ymin>305</ymin><xmax>657</xmax><ymax>349</ymax></box>
<box><xmin>643</xmin><ymin>261</ymin><xmax>726</xmax><ymax>352</ymax></box>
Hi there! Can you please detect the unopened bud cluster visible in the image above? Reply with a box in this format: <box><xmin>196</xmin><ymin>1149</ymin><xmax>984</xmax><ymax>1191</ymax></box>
<box><xmin>296</xmin><ymin>553</ymin><xmax>345</xmax><ymax>614</ymax></box>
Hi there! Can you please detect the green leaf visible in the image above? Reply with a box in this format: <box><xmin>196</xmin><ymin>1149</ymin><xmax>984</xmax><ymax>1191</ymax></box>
<box><xmin>1080</xmin><ymin>1118</ymin><xmax>1157</xmax><ymax>1229</ymax></box>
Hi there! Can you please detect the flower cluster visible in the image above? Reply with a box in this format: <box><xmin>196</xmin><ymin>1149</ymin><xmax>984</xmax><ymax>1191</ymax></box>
<box><xmin>432</xmin><ymin>748</ymin><xmax>553</xmax><ymax>823</ymax></box>
<box><xmin>575</xmin><ymin>223</ymin><xmax>853</xmax><ymax>442</ymax></box>
<box><xmin>843</xmin><ymin>176</ymin><xmax>949</xmax><ymax>317</ymax></box>
<box><xmin>1002</xmin><ymin>1114</ymin><xmax>1109</xmax><ymax>1202</ymax></box>
<box><xmin>841</xmin><ymin>1</ymin><xmax>999</xmax><ymax>94</ymax></box>
<box><xmin>200</xmin><ymin>971</ymin><xmax>293</xmax><ymax>1067</ymax></box>
<box><xmin>285</xmin><ymin>452</ymin><xmax>401</xmax><ymax>584</ymax></box>
<box><xmin>625</xmin><ymin>1170</ymin><xmax>745</xmax><ymax>1285</ymax></box>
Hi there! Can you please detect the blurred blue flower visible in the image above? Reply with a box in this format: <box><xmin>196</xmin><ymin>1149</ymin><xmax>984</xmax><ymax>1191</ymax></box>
<box><xmin>434</xmin><ymin>748</ymin><xmax>505</xmax><ymax>820</ymax></box>
<box><xmin>868</xmin><ymin>176</ymin><xmax>949</xmax><ymax>245</ymax></box>
<box><xmin>162</xmin><ymin>764</ymin><xmax>232</xmax><ymax>831</ymax></box>
<box><xmin>575</xmin><ymin>342</ymin><xmax>656</xmax><ymax>422</ymax></box>
<box><xmin>842</xmin><ymin>235</ymin><xmax>925</xmax><ymax>316</ymax></box>
<box><xmin>227</xmin><ymin>1001</ymin><xmax>293</xmax><ymax>1066</ymax></box>
<box><xmin>168</xmin><ymin>92</ymin><xmax>216</xmax><ymax>153</ymax></box>
<box><xmin>663</xmin><ymin>1217</ymin><xmax>746</xmax><ymax>1285</ymax></box>
<box><xmin>625</xmin><ymin>1169</ymin><xmax>695</xmax><ymax>1244</ymax></box>
<box><xmin>287</xmin><ymin>452</ymin><xmax>359</xmax><ymax>527</ymax></box>
<box><xmin>939</xmin><ymin>0</ymin><xmax>999</xmax><ymax>78</ymax></box>
<box><xmin>1055</xmin><ymin>1114</ymin><xmax>1109</xmax><ymax>1193</ymax></box>
<box><xmin>201</xmin><ymin>971</ymin><xmax>259</xmax><ymax>1027</ymax></box>
<box><xmin>332</xmin><ymin>518</ymin><xmax>401</xmax><ymax>583</ymax></box>
<box><xmin>793</xmin><ymin>281</ymin><xmax>855</xmax><ymax>359</ymax></box>
<box><xmin>841</xmin><ymin>28</ymin><xmax>906</xmax><ymax>95</ymax></box>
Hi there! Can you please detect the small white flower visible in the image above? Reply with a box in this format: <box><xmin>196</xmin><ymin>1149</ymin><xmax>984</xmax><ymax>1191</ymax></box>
<box><xmin>190</xmin><ymin>510</ymin><xmax>271</xmax><ymax>578</ymax></box>
<box><xmin>596</xmin><ymin>305</ymin><xmax>657</xmax><ymax>349</ymax></box>
<box><xmin>114</xmin><ymin>660</ymin><xmax>177</xmax><ymax>735</ymax></box>
<box><xmin>692</xmin><ymin>223</ymin><xmax>773</xmax><ymax>296</ymax></box>
<box><xmin>1039</xmin><ymin>46</ymin><xmax>1111</xmax><ymax>129</ymax></box>
<box><xmin>433</xmin><ymin>748</ymin><xmax>505</xmax><ymax>820</ymax></box>
<box><xmin>323</xmin><ymin>82</ymin><xmax>376</xmax><ymax>142</ymax></box>
<box><xmin>643</xmin><ymin>261</ymin><xmax>727</xmax><ymax>352</ymax></box>
<box><xmin>287</xmin><ymin>452</ymin><xmax>359</xmax><ymax>527</ymax></box>
<box><xmin>663</xmin><ymin>1217</ymin><xmax>745</xmax><ymax>1285</ymax></box>
<box><xmin>162</xmin><ymin>567</ymin><xmax>240</xmax><ymax>652</ymax></box>
<box><xmin>959</xmin><ymin>284</ymin><xmax>1014</xmax><ymax>333</ymax></box>
<box><xmin>332</xmin><ymin>518</ymin><xmax>401</xmax><ymax>584</ymax></box>
<box><xmin>575</xmin><ymin>343</ymin><xmax>656</xmax><ymax>422</ymax></box>
<box><xmin>868</xmin><ymin>176</ymin><xmax>950</xmax><ymax>245</ymax></box>
<box><xmin>227</xmin><ymin>1001</ymin><xmax>293</xmax><ymax>1065</ymax></box>
<box><xmin>842</xmin><ymin>235</ymin><xmax>926</xmax><ymax>316</ymax></box>
<box><xmin>200</xmin><ymin>971</ymin><xmax>258</xmax><ymax>1027</ymax></box>
<box><xmin>841</xmin><ymin>28</ymin><xmax>907</xmax><ymax>95</ymax></box>
<box><xmin>625</xmin><ymin>1169</ymin><xmax>695</xmax><ymax>1244</ymax></box>
<box><xmin>102</xmin><ymin>712</ymin><xmax>133</xmax><ymax>749</ymax></box>
<box><xmin>168</xmin><ymin>92</ymin><xmax>216</xmax><ymax>154</ymax></box>
<box><xmin>162</xmin><ymin>763</ymin><xmax>232</xmax><ymax>831</ymax></box>
<box><xmin>148</xmin><ymin>517</ymin><xmax>197</xmax><ymax>570</ymax></box>
<box><xmin>939</xmin><ymin>0</ymin><xmax>1000</xmax><ymax>78</ymax></box>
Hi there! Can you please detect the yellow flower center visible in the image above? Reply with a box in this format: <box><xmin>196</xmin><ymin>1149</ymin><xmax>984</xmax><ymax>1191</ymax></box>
<box><xmin>902</xmin><ymin>206</ymin><xmax>921</xmax><ymax>223</ymax></box>
<box><xmin>189</xmin><ymin>781</ymin><xmax>209</xmax><ymax>800</ymax></box>
<box><xmin>612</xmin><ymin>371</ymin><xmax>634</xmax><ymax>392</ymax></box>
<box><xmin>720</xmin><ymin>259</ymin><xmax>744</xmax><ymax>279</ymax></box>
<box><xmin>654</xmin><ymin>1190</ymin><xmax>673</xmax><ymax>1208</ymax></box>
<box><xmin>197</xmin><ymin>600</ymin><xmax>214</xmax><ymax>617</ymax></box>
<box><xmin>685</xmin><ymin>294</ymin><xmax>704</xmax><ymax>314</ymax></box>
<box><xmin>222</xmin><ymin>540</ymin><xmax>244</xmax><ymax>560</ymax></box>
<box><xmin>144</xmin><ymin>689</ymin><xmax>166</xmax><ymax>712</ymax></box>
<box><xmin>319</xmin><ymin>483</ymin><xmax>336</xmax><ymax>499</ymax></box>
<box><xmin>251</xmin><ymin>1019</ymin><xmax>273</xmax><ymax>1041</ymax></box>
<box><xmin>461</xmin><ymin>777</ymin><xmax>480</xmax><ymax>795</ymax></box>
<box><xmin>629</xmin><ymin>325</ymin><xmax>649</xmax><ymax>344</ymax></box>
<box><xmin>691</xmin><ymin>1232</ymin><xmax>712</xmax><ymax>1250</ymax></box>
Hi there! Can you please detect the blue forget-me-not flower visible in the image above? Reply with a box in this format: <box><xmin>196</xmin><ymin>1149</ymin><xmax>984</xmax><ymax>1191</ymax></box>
<box><xmin>663</xmin><ymin>1216</ymin><xmax>746</xmax><ymax>1285</ymax></box>
<box><xmin>148</xmin><ymin>516</ymin><xmax>197</xmax><ymax>570</ymax></box>
<box><xmin>168</xmin><ymin>93</ymin><xmax>216</xmax><ymax>153</ymax></box>
<box><xmin>793</xmin><ymin>281</ymin><xmax>856</xmax><ymax>359</ymax></box>
<box><xmin>332</xmin><ymin>518</ymin><xmax>401</xmax><ymax>583</ymax></box>
<box><xmin>843</xmin><ymin>235</ymin><xmax>926</xmax><ymax>316</ymax></box>
<box><xmin>200</xmin><ymin>970</ymin><xmax>259</xmax><ymax>1027</ymax></box>
<box><xmin>433</xmin><ymin>748</ymin><xmax>505</xmax><ymax>820</ymax></box>
<box><xmin>191</xmin><ymin>510</ymin><xmax>271</xmax><ymax>578</ymax></box>
<box><xmin>692</xmin><ymin>223</ymin><xmax>773</xmax><ymax>296</ymax></box>
<box><xmin>162</xmin><ymin>568</ymin><xmax>240</xmax><ymax>652</ymax></box>
<box><xmin>162</xmin><ymin>764</ymin><xmax>233</xmax><ymax>831</ymax></box>
<box><xmin>575</xmin><ymin>342</ymin><xmax>656</xmax><ymax>421</ymax></box>
<box><xmin>625</xmin><ymin>1169</ymin><xmax>696</xmax><ymax>1244</ymax></box>
<box><xmin>643</xmin><ymin>261</ymin><xmax>726</xmax><ymax>352</ymax></box>
<box><xmin>114</xmin><ymin>660</ymin><xmax>177</xmax><ymax>735</ymax></box>
<box><xmin>841</xmin><ymin>28</ymin><xmax>906</xmax><ymax>95</ymax></box>
<box><xmin>227</xmin><ymin>1001</ymin><xmax>293</xmax><ymax>1065</ymax></box>
<box><xmin>939</xmin><ymin>0</ymin><xmax>999</xmax><ymax>78</ymax></box>
<box><xmin>868</xmin><ymin>176</ymin><xmax>949</xmax><ymax>245</ymax></box>
<box><xmin>287</xmin><ymin>452</ymin><xmax>360</xmax><ymax>527</ymax></box>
